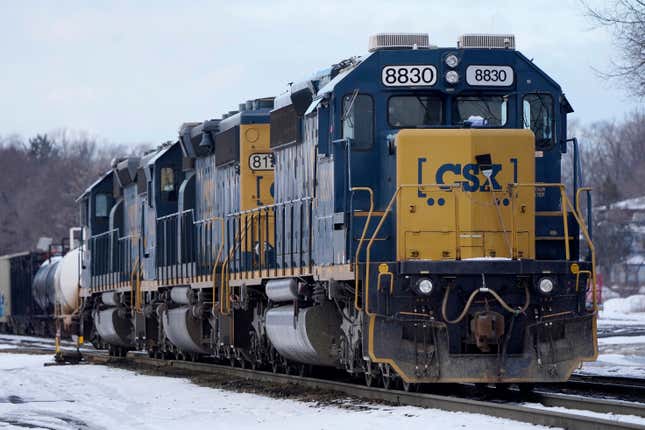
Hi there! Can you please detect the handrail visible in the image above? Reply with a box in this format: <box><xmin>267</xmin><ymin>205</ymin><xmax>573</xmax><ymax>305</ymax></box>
<box><xmin>219</xmin><ymin>215</ymin><xmax>252</xmax><ymax>315</ymax></box>
<box><xmin>363</xmin><ymin>183</ymin><xmax>459</xmax><ymax>316</ymax></box>
<box><xmin>563</xmin><ymin>196</ymin><xmax>598</xmax><ymax>312</ymax></box>
<box><xmin>209</xmin><ymin>217</ymin><xmax>225</xmax><ymax>312</ymax></box>
<box><xmin>361</xmin><ymin>181</ymin><xmax>597</xmax><ymax>316</ymax></box>
<box><xmin>129</xmin><ymin>255</ymin><xmax>140</xmax><ymax>311</ymax></box>
<box><xmin>350</xmin><ymin>186</ymin><xmax>374</xmax><ymax>311</ymax></box>
<box><xmin>225</xmin><ymin>197</ymin><xmax>313</xmax><ymax>218</ymax></box>
<box><xmin>510</xmin><ymin>183</ymin><xmax>570</xmax><ymax>260</ymax></box>
<box><xmin>157</xmin><ymin>208</ymin><xmax>195</xmax><ymax>222</ymax></box>
<box><xmin>512</xmin><ymin>182</ymin><xmax>597</xmax><ymax>310</ymax></box>
<box><xmin>576</xmin><ymin>187</ymin><xmax>593</xmax><ymax>243</ymax></box>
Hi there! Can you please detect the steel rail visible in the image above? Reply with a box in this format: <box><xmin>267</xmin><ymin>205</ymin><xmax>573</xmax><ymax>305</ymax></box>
<box><xmin>81</xmin><ymin>352</ymin><xmax>644</xmax><ymax>430</ymax></box>
<box><xmin>557</xmin><ymin>374</ymin><xmax>645</xmax><ymax>398</ymax></box>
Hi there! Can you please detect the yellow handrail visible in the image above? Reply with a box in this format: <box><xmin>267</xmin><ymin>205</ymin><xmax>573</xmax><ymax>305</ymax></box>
<box><xmin>206</xmin><ymin>217</ymin><xmax>225</xmax><ymax>313</ymax></box>
<box><xmin>219</xmin><ymin>215</ymin><xmax>252</xmax><ymax>315</ymax></box>
<box><xmin>563</xmin><ymin>197</ymin><xmax>598</xmax><ymax>311</ymax></box>
<box><xmin>510</xmin><ymin>183</ymin><xmax>597</xmax><ymax>311</ymax></box>
<box><xmin>363</xmin><ymin>183</ymin><xmax>459</xmax><ymax>315</ymax></box>
<box><xmin>361</xmin><ymin>181</ymin><xmax>597</xmax><ymax>316</ymax></box>
<box><xmin>350</xmin><ymin>187</ymin><xmax>374</xmax><ymax>311</ymax></box>
<box><xmin>129</xmin><ymin>256</ymin><xmax>141</xmax><ymax>312</ymax></box>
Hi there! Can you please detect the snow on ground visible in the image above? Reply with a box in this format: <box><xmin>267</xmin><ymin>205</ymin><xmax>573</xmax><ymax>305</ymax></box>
<box><xmin>521</xmin><ymin>402</ymin><xmax>645</xmax><ymax>427</ymax></box>
<box><xmin>603</xmin><ymin>295</ymin><xmax>645</xmax><ymax>315</ymax></box>
<box><xmin>578</xmin><ymin>295</ymin><xmax>645</xmax><ymax>377</ymax></box>
<box><xmin>0</xmin><ymin>353</ymin><xmax>550</xmax><ymax>430</ymax></box>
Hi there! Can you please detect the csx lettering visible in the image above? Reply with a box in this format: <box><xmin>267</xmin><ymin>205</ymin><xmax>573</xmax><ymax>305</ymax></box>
<box><xmin>432</xmin><ymin>163</ymin><xmax>503</xmax><ymax>191</ymax></box>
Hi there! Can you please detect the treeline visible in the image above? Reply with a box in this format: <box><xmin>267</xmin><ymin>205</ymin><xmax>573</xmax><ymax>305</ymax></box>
<box><xmin>575</xmin><ymin>111</ymin><xmax>645</xmax><ymax>206</ymax></box>
<box><xmin>570</xmin><ymin>111</ymin><xmax>645</xmax><ymax>276</ymax></box>
<box><xmin>0</xmin><ymin>131</ymin><xmax>149</xmax><ymax>255</ymax></box>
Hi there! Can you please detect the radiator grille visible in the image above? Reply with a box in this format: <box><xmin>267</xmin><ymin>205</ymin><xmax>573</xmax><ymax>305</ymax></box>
<box><xmin>368</xmin><ymin>33</ymin><xmax>430</xmax><ymax>52</ymax></box>
<box><xmin>458</xmin><ymin>34</ymin><xmax>515</xmax><ymax>49</ymax></box>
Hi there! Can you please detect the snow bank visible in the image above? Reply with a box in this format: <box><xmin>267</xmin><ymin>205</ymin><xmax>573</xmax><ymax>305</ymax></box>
<box><xmin>602</xmin><ymin>286</ymin><xmax>621</xmax><ymax>300</ymax></box>
<box><xmin>603</xmin><ymin>295</ymin><xmax>645</xmax><ymax>314</ymax></box>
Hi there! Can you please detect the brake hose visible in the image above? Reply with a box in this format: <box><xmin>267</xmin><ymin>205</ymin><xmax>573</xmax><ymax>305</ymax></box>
<box><xmin>441</xmin><ymin>284</ymin><xmax>530</xmax><ymax>324</ymax></box>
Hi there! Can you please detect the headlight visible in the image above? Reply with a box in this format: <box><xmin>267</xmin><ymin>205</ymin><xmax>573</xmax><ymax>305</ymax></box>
<box><xmin>416</xmin><ymin>278</ymin><xmax>433</xmax><ymax>295</ymax></box>
<box><xmin>445</xmin><ymin>54</ymin><xmax>459</xmax><ymax>68</ymax></box>
<box><xmin>445</xmin><ymin>70</ymin><xmax>459</xmax><ymax>84</ymax></box>
<box><xmin>538</xmin><ymin>277</ymin><xmax>554</xmax><ymax>294</ymax></box>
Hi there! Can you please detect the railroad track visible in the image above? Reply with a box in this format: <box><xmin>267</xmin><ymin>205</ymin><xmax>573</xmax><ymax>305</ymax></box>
<box><xmin>563</xmin><ymin>374</ymin><xmax>645</xmax><ymax>398</ymax></box>
<box><xmin>78</xmin><ymin>351</ymin><xmax>645</xmax><ymax>430</ymax></box>
<box><xmin>2</xmin><ymin>339</ymin><xmax>645</xmax><ymax>429</ymax></box>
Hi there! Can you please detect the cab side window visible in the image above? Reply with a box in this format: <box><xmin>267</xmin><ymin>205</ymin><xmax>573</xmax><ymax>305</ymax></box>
<box><xmin>160</xmin><ymin>167</ymin><xmax>177</xmax><ymax>202</ymax></box>
<box><xmin>95</xmin><ymin>194</ymin><xmax>109</xmax><ymax>218</ymax></box>
<box><xmin>523</xmin><ymin>94</ymin><xmax>554</xmax><ymax>149</ymax></box>
<box><xmin>342</xmin><ymin>94</ymin><xmax>374</xmax><ymax>150</ymax></box>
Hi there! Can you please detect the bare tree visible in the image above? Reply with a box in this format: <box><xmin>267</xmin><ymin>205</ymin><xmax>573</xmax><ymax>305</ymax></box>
<box><xmin>578</xmin><ymin>111</ymin><xmax>645</xmax><ymax>205</ymax></box>
<box><xmin>0</xmin><ymin>131</ymin><xmax>118</xmax><ymax>254</ymax></box>
<box><xmin>584</xmin><ymin>0</ymin><xmax>645</xmax><ymax>96</ymax></box>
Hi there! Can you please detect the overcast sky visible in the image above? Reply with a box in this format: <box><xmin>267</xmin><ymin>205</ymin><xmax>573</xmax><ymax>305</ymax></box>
<box><xmin>0</xmin><ymin>0</ymin><xmax>640</xmax><ymax>145</ymax></box>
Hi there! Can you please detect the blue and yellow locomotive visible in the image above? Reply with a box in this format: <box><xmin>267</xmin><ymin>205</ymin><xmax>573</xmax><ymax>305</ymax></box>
<box><xmin>77</xmin><ymin>33</ymin><xmax>597</xmax><ymax>388</ymax></box>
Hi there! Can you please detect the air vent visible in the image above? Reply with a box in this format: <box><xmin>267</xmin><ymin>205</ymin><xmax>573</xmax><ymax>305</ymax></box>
<box><xmin>458</xmin><ymin>34</ymin><xmax>515</xmax><ymax>49</ymax></box>
<box><xmin>368</xmin><ymin>33</ymin><xmax>430</xmax><ymax>52</ymax></box>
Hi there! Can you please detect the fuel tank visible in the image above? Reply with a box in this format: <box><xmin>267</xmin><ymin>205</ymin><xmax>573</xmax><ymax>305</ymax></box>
<box><xmin>265</xmin><ymin>303</ymin><xmax>341</xmax><ymax>366</ymax></box>
<box><xmin>161</xmin><ymin>306</ymin><xmax>209</xmax><ymax>354</ymax></box>
<box><xmin>94</xmin><ymin>307</ymin><xmax>133</xmax><ymax>347</ymax></box>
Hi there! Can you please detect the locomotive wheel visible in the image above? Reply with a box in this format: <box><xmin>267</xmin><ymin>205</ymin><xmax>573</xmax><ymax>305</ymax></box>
<box><xmin>381</xmin><ymin>364</ymin><xmax>394</xmax><ymax>390</ymax></box>
<box><xmin>249</xmin><ymin>332</ymin><xmax>262</xmax><ymax>370</ymax></box>
<box><xmin>402</xmin><ymin>381</ymin><xmax>417</xmax><ymax>392</ymax></box>
<box><xmin>364</xmin><ymin>362</ymin><xmax>379</xmax><ymax>387</ymax></box>
<box><xmin>365</xmin><ymin>372</ymin><xmax>375</xmax><ymax>387</ymax></box>
<box><xmin>298</xmin><ymin>364</ymin><xmax>309</xmax><ymax>377</ymax></box>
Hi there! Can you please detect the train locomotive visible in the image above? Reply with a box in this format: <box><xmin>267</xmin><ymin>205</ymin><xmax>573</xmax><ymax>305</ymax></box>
<box><xmin>73</xmin><ymin>33</ymin><xmax>598</xmax><ymax>388</ymax></box>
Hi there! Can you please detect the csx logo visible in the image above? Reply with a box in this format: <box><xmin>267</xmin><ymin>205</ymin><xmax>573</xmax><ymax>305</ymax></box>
<box><xmin>417</xmin><ymin>157</ymin><xmax>518</xmax><ymax>193</ymax></box>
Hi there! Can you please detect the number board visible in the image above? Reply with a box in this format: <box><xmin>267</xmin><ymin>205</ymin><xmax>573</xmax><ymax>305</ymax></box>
<box><xmin>382</xmin><ymin>65</ymin><xmax>437</xmax><ymax>87</ymax></box>
<box><xmin>466</xmin><ymin>65</ymin><xmax>514</xmax><ymax>86</ymax></box>
<box><xmin>248</xmin><ymin>153</ymin><xmax>274</xmax><ymax>171</ymax></box>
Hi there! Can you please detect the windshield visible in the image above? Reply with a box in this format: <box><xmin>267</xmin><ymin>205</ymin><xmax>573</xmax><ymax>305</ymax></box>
<box><xmin>453</xmin><ymin>96</ymin><xmax>507</xmax><ymax>127</ymax></box>
<box><xmin>388</xmin><ymin>96</ymin><xmax>442</xmax><ymax>128</ymax></box>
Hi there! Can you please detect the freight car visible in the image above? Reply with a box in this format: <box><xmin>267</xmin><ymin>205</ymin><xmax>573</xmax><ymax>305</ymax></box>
<box><xmin>75</xmin><ymin>33</ymin><xmax>598</xmax><ymax>389</ymax></box>
<box><xmin>0</xmin><ymin>237</ymin><xmax>82</xmax><ymax>338</ymax></box>
<box><xmin>0</xmin><ymin>250</ymin><xmax>48</xmax><ymax>335</ymax></box>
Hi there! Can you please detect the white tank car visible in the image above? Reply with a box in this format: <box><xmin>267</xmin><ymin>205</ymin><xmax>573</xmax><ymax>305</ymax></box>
<box><xmin>54</xmin><ymin>247</ymin><xmax>82</xmax><ymax>314</ymax></box>
<box><xmin>32</xmin><ymin>256</ymin><xmax>62</xmax><ymax>313</ymax></box>
<box><xmin>32</xmin><ymin>247</ymin><xmax>82</xmax><ymax>316</ymax></box>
